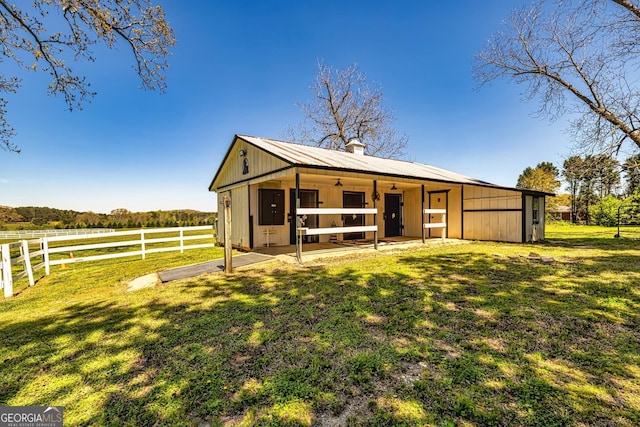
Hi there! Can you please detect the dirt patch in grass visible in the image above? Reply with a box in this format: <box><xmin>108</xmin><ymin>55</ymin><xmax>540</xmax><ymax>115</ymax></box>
<box><xmin>127</xmin><ymin>273</ymin><xmax>161</xmax><ymax>291</ymax></box>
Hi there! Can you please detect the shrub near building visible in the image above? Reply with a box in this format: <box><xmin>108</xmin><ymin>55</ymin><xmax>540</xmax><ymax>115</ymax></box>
<box><xmin>588</xmin><ymin>195</ymin><xmax>622</xmax><ymax>226</ymax></box>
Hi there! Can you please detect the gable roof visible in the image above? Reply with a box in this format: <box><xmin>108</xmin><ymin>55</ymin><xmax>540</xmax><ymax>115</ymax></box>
<box><xmin>240</xmin><ymin>134</ymin><xmax>495</xmax><ymax>184</ymax></box>
<box><xmin>210</xmin><ymin>134</ymin><xmax>552</xmax><ymax>196</ymax></box>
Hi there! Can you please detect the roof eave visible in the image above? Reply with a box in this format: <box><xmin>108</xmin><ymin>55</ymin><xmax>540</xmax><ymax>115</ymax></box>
<box><xmin>208</xmin><ymin>134</ymin><xmax>242</xmax><ymax>192</ymax></box>
<box><xmin>209</xmin><ymin>134</ymin><xmax>296</xmax><ymax>192</ymax></box>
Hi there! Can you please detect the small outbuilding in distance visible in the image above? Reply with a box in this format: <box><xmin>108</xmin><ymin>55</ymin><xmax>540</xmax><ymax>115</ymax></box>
<box><xmin>209</xmin><ymin>135</ymin><xmax>550</xmax><ymax>255</ymax></box>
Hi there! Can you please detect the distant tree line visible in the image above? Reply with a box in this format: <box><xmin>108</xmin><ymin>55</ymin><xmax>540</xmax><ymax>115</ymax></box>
<box><xmin>0</xmin><ymin>206</ymin><xmax>216</xmax><ymax>230</ymax></box>
<box><xmin>517</xmin><ymin>153</ymin><xmax>640</xmax><ymax>226</ymax></box>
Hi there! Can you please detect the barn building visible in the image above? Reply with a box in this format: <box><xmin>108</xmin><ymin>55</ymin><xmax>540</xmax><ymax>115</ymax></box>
<box><xmin>209</xmin><ymin>135</ymin><xmax>549</xmax><ymax>255</ymax></box>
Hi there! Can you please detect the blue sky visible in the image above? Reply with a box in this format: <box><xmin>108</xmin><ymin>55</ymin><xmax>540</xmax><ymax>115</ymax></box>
<box><xmin>0</xmin><ymin>0</ymin><xmax>571</xmax><ymax>214</ymax></box>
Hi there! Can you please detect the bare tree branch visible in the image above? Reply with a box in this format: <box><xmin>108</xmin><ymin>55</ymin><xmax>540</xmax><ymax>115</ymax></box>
<box><xmin>287</xmin><ymin>61</ymin><xmax>407</xmax><ymax>159</ymax></box>
<box><xmin>611</xmin><ymin>0</ymin><xmax>640</xmax><ymax>18</ymax></box>
<box><xmin>475</xmin><ymin>0</ymin><xmax>640</xmax><ymax>155</ymax></box>
<box><xmin>0</xmin><ymin>0</ymin><xmax>176</xmax><ymax>153</ymax></box>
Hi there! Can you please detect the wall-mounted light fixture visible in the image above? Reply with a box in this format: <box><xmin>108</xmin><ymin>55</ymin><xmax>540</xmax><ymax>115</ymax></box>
<box><xmin>239</xmin><ymin>149</ymin><xmax>247</xmax><ymax>157</ymax></box>
<box><xmin>391</xmin><ymin>183</ymin><xmax>397</xmax><ymax>190</ymax></box>
<box><xmin>335</xmin><ymin>178</ymin><xmax>344</xmax><ymax>187</ymax></box>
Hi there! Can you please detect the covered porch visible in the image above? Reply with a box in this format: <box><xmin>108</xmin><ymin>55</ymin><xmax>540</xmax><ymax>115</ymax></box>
<box><xmin>239</xmin><ymin>168</ymin><xmax>455</xmax><ymax>261</ymax></box>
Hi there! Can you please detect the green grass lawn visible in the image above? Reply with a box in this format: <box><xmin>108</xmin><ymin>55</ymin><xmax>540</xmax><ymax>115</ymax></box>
<box><xmin>1</xmin><ymin>224</ymin><xmax>639</xmax><ymax>426</ymax></box>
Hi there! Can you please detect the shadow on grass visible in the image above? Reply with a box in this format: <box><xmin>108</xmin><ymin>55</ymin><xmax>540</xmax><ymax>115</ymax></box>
<box><xmin>397</xmin><ymin>251</ymin><xmax>639</xmax><ymax>426</ymax></box>
<box><xmin>0</xmin><ymin>248</ymin><xmax>639</xmax><ymax>426</ymax></box>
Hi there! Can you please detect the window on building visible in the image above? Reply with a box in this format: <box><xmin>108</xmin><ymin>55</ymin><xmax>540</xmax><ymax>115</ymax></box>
<box><xmin>259</xmin><ymin>189</ymin><xmax>285</xmax><ymax>225</ymax></box>
<box><xmin>533</xmin><ymin>197</ymin><xmax>539</xmax><ymax>224</ymax></box>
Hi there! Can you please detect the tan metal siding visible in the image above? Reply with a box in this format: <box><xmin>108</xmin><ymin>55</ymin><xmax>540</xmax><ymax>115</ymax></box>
<box><xmin>463</xmin><ymin>211</ymin><xmax>522</xmax><ymax>242</ymax></box>
<box><xmin>230</xmin><ymin>187</ymin><xmax>250</xmax><ymax>250</ymax></box>
<box><xmin>447</xmin><ymin>187</ymin><xmax>462</xmax><ymax>239</ymax></box>
<box><xmin>464</xmin><ymin>186</ymin><xmax>522</xmax><ymax>210</ymax></box>
<box><xmin>463</xmin><ymin>185</ymin><xmax>523</xmax><ymax>242</ymax></box>
<box><xmin>213</xmin><ymin>140</ymin><xmax>290</xmax><ymax>190</ymax></box>
<box><xmin>216</xmin><ymin>192</ymin><xmax>227</xmax><ymax>246</ymax></box>
<box><xmin>402</xmin><ymin>188</ymin><xmax>421</xmax><ymax>238</ymax></box>
<box><xmin>216</xmin><ymin>187</ymin><xmax>251</xmax><ymax>249</ymax></box>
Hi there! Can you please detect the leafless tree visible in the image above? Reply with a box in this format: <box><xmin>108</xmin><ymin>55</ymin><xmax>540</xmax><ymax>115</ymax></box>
<box><xmin>288</xmin><ymin>61</ymin><xmax>407</xmax><ymax>159</ymax></box>
<box><xmin>0</xmin><ymin>0</ymin><xmax>176</xmax><ymax>153</ymax></box>
<box><xmin>475</xmin><ymin>0</ymin><xmax>640</xmax><ymax>155</ymax></box>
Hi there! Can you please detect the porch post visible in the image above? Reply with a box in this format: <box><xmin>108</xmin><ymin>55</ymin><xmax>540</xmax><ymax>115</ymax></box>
<box><xmin>295</xmin><ymin>173</ymin><xmax>301</xmax><ymax>262</ymax></box>
<box><xmin>421</xmin><ymin>184</ymin><xmax>425</xmax><ymax>244</ymax></box>
<box><xmin>223</xmin><ymin>195</ymin><xmax>233</xmax><ymax>273</ymax></box>
<box><xmin>373</xmin><ymin>180</ymin><xmax>378</xmax><ymax>250</ymax></box>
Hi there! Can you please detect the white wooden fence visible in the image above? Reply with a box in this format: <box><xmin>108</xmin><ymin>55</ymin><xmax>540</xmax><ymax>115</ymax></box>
<box><xmin>0</xmin><ymin>226</ymin><xmax>215</xmax><ymax>298</ymax></box>
<box><xmin>0</xmin><ymin>228</ymin><xmax>115</xmax><ymax>239</ymax></box>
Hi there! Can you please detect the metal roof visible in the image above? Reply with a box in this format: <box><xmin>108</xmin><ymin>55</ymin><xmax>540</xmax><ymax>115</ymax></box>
<box><xmin>237</xmin><ymin>134</ymin><xmax>497</xmax><ymax>187</ymax></box>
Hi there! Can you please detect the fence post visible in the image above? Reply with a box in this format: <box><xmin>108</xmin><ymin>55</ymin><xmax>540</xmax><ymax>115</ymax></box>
<box><xmin>42</xmin><ymin>238</ymin><xmax>50</xmax><ymax>275</ymax></box>
<box><xmin>180</xmin><ymin>229</ymin><xmax>184</xmax><ymax>254</ymax></box>
<box><xmin>1</xmin><ymin>244</ymin><xmax>13</xmax><ymax>298</ymax></box>
<box><xmin>442</xmin><ymin>212</ymin><xmax>447</xmax><ymax>241</ymax></box>
<box><xmin>141</xmin><ymin>230</ymin><xmax>146</xmax><ymax>260</ymax></box>
<box><xmin>21</xmin><ymin>240</ymin><xmax>35</xmax><ymax>286</ymax></box>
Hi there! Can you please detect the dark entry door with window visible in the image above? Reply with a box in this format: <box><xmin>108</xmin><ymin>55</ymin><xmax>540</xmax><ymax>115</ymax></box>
<box><xmin>343</xmin><ymin>191</ymin><xmax>365</xmax><ymax>241</ymax></box>
<box><xmin>384</xmin><ymin>193</ymin><xmax>402</xmax><ymax>237</ymax></box>
<box><xmin>290</xmin><ymin>189</ymin><xmax>319</xmax><ymax>244</ymax></box>
<box><xmin>259</xmin><ymin>189</ymin><xmax>285</xmax><ymax>226</ymax></box>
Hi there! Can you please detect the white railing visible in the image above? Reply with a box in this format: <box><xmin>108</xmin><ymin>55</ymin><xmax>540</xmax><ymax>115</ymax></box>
<box><xmin>295</xmin><ymin>208</ymin><xmax>378</xmax><ymax>261</ymax></box>
<box><xmin>297</xmin><ymin>208</ymin><xmax>378</xmax><ymax>236</ymax></box>
<box><xmin>424</xmin><ymin>209</ymin><xmax>447</xmax><ymax>240</ymax></box>
<box><xmin>0</xmin><ymin>226</ymin><xmax>215</xmax><ymax>298</ymax></box>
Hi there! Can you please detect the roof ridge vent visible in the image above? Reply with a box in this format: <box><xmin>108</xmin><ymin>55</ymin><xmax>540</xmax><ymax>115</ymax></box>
<box><xmin>346</xmin><ymin>138</ymin><xmax>365</xmax><ymax>155</ymax></box>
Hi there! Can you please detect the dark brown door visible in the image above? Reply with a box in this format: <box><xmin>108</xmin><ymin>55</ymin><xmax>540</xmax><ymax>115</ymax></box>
<box><xmin>384</xmin><ymin>194</ymin><xmax>402</xmax><ymax>237</ymax></box>
<box><xmin>290</xmin><ymin>189</ymin><xmax>319</xmax><ymax>244</ymax></box>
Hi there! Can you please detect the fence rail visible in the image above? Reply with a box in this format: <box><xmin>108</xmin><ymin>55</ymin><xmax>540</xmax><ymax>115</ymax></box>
<box><xmin>0</xmin><ymin>228</ymin><xmax>116</xmax><ymax>239</ymax></box>
<box><xmin>0</xmin><ymin>226</ymin><xmax>215</xmax><ymax>298</ymax></box>
<box><xmin>296</xmin><ymin>207</ymin><xmax>379</xmax><ymax>261</ymax></box>
<box><xmin>423</xmin><ymin>209</ymin><xmax>447</xmax><ymax>240</ymax></box>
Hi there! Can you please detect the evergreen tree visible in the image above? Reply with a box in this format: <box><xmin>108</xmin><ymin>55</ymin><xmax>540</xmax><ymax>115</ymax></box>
<box><xmin>622</xmin><ymin>154</ymin><xmax>640</xmax><ymax>195</ymax></box>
